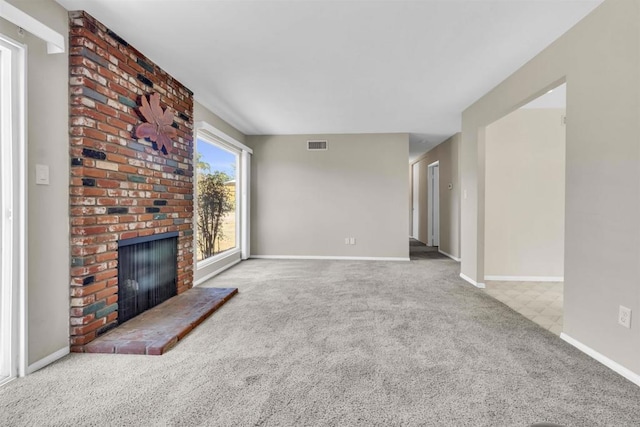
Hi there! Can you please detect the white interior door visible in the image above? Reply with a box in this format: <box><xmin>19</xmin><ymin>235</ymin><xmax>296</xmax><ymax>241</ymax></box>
<box><xmin>411</xmin><ymin>163</ymin><xmax>419</xmax><ymax>239</ymax></box>
<box><xmin>427</xmin><ymin>162</ymin><xmax>440</xmax><ymax>247</ymax></box>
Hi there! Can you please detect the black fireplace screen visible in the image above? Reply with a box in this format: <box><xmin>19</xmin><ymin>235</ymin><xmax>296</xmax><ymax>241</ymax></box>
<box><xmin>117</xmin><ymin>232</ymin><xmax>178</xmax><ymax>324</ymax></box>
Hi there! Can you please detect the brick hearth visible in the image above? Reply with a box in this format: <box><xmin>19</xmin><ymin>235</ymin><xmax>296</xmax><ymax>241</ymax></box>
<box><xmin>68</xmin><ymin>11</ymin><xmax>194</xmax><ymax>351</ymax></box>
<box><xmin>84</xmin><ymin>287</ymin><xmax>238</xmax><ymax>355</ymax></box>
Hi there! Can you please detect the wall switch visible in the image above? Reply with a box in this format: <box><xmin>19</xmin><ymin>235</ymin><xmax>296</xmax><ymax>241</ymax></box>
<box><xmin>349</xmin><ymin>237</ymin><xmax>356</xmax><ymax>245</ymax></box>
<box><xmin>344</xmin><ymin>237</ymin><xmax>349</xmax><ymax>245</ymax></box>
<box><xmin>619</xmin><ymin>306</ymin><xmax>632</xmax><ymax>328</ymax></box>
<box><xmin>35</xmin><ymin>164</ymin><xmax>50</xmax><ymax>185</ymax></box>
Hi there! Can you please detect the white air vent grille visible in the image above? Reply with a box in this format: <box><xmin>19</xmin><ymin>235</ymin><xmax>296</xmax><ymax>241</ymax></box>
<box><xmin>307</xmin><ymin>140</ymin><xmax>328</xmax><ymax>151</ymax></box>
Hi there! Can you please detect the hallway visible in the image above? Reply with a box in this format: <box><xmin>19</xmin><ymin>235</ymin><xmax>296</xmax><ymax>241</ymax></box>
<box><xmin>409</xmin><ymin>238</ymin><xmax>446</xmax><ymax>260</ymax></box>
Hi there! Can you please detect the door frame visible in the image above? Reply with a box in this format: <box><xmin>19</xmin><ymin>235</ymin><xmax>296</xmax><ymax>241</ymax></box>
<box><xmin>411</xmin><ymin>162</ymin><xmax>420</xmax><ymax>239</ymax></box>
<box><xmin>427</xmin><ymin>161</ymin><xmax>440</xmax><ymax>247</ymax></box>
<box><xmin>0</xmin><ymin>33</ymin><xmax>27</xmax><ymax>385</ymax></box>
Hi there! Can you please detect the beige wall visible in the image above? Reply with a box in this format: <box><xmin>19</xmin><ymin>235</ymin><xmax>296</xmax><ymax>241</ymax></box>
<box><xmin>461</xmin><ymin>0</ymin><xmax>640</xmax><ymax>373</ymax></box>
<box><xmin>194</xmin><ymin>101</ymin><xmax>246</xmax><ymax>144</ymax></box>
<box><xmin>1</xmin><ymin>0</ymin><xmax>70</xmax><ymax>365</ymax></box>
<box><xmin>410</xmin><ymin>133</ymin><xmax>460</xmax><ymax>259</ymax></box>
<box><xmin>484</xmin><ymin>108</ymin><xmax>566</xmax><ymax>278</ymax></box>
<box><xmin>246</xmin><ymin>133</ymin><xmax>409</xmax><ymax>259</ymax></box>
<box><xmin>193</xmin><ymin>101</ymin><xmax>247</xmax><ymax>283</ymax></box>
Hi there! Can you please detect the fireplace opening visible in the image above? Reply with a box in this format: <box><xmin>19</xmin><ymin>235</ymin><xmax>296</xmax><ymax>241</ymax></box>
<box><xmin>117</xmin><ymin>232</ymin><xmax>178</xmax><ymax>324</ymax></box>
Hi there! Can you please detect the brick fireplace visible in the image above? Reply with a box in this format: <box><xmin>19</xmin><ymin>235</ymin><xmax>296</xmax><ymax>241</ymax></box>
<box><xmin>68</xmin><ymin>11</ymin><xmax>194</xmax><ymax>351</ymax></box>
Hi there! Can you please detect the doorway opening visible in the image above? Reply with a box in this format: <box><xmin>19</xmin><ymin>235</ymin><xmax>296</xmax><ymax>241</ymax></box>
<box><xmin>482</xmin><ymin>82</ymin><xmax>566</xmax><ymax>335</ymax></box>
<box><xmin>427</xmin><ymin>161</ymin><xmax>439</xmax><ymax>247</ymax></box>
<box><xmin>0</xmin><ymin>34</ymin><xmax>26</xmax><ymax>386</ymax></box>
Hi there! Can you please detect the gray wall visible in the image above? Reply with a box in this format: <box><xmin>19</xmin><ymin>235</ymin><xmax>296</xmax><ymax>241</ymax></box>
<box><xmin>1</xmin><ymin>0</ymin><xmax>70</xmax><ymax>365</ymax></box>
<box><xmin>194</xmin><ymin>100</ymin><xmax>246</xmax><ymax>144</ymax></box>
<box><xmin>461</xmin><ymin>0</ymin><xmax>640</xmax><ymax>373</ymax></box>
<box><xmin>410</xmin><ymin>133</ymin><xmax>460</xmax><ymax>259</ymax></box>
<box><xmin>246</xmin><ymin>133</ymin><xmax>409</xmax><ymax>259</ymax></box>
<box><xmin>485</xmin><ymin>108</ymin><xmax>566</xmax><ymax>278</ymax></box>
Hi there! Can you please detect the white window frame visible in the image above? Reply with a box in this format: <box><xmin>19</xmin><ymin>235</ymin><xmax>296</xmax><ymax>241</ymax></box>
<box><xmin>0</xmin><ymin>33</ymin><xmax>27</xmax><ymax>385</ymax></box>
<box><xmin>0</xmin><ymin>1</ymin><xmax>63</xmax><ymax>53</ymax></box>
<box><xmin>193</xmin><ymin>122</ymin><xmax>252</xmax><ymax>270</ymax></box>
<box><xmin>195</xmin><ymin>134</ymin><xmax>241</xmax><ymax>264</ymax></box>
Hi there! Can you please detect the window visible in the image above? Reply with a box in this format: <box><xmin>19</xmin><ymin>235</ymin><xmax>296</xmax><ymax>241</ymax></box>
<box><xmin>195</xmin><ymin>135</ymin><xmax>240</xmax><ymax>262</ymax></box>
<box><xmin>193</xmin><ymin>121</ymin><xmax>252</xmax><ymax>281</ymax></box>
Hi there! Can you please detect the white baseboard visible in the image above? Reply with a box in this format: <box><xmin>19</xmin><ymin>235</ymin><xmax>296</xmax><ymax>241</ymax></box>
<box><xmin>438</xmin><ymin>249</ymin><xmax>461</xmax><ymax>262</ymax></box>
<box><xmin>484</xmin><ymin>275</ymin><xmax>564</xmax><ymax>282</ymax></box>
<box><xmin>560</xmin><ymin>333</ymin><xmax>640</xmax><ymax>387</ymax></box>
<box><xmin>0</xmin><ymin>376</ymin><xmax>17</xmax><ymax>387</ymax></box>
<box><xmin>26</xmin><ymin>346</ymin><xmax>69</xmax><ymax>375</ymax></box>
<box><xmin>460</xmin><ymin>273</ymin><xmax>485</xmax><ymax>289</ymax></box>
<box><xmin>250</xmin><ymin>255</ymin><xmax>410</xmax><ymax>262</ymax></box>
<box><xmin>194</xmin><ymin>258</ymin><xmax>242</xmax><ymax>287</ymax></box>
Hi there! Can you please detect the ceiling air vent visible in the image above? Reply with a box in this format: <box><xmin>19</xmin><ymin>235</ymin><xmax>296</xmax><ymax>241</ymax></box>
<box><xmin>307</xmin><ymin>140</ymin><xmax>328</xmax><ymax>151</ymax></box>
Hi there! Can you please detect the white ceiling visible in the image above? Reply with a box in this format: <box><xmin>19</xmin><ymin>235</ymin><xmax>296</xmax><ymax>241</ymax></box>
<box><xmin>55</xmin><ymin>0</ymin><xmax>602</xmax><ymax>161</ymax></box>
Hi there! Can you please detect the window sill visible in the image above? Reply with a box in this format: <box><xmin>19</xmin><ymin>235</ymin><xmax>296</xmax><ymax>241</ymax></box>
<box><xmin>196</xmin><ymin>248</ymin><xmax>241</xmax><ymax>271</ymax></box>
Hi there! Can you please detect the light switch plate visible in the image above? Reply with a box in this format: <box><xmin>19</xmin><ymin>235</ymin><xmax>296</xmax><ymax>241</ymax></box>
<box><xmin>35</xmin><ymin>164</ymin><xmax>49</xmax><ymax>185</ymax></box>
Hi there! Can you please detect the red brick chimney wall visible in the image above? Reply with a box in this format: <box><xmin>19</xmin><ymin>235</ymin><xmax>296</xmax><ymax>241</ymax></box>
<box><xmin>68</xmin><ymin>11</ymin><xmax>194</xmax><ymax>351</ymax></box>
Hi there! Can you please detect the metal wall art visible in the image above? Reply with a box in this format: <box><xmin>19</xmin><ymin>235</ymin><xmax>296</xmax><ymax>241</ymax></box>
<box><xmin>135</xmin><ymin>93</ymin><xmax>177</xmax><ymax>154</ymax></box>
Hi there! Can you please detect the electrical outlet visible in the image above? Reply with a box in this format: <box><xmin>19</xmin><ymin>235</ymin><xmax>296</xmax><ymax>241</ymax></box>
<box><xmin>349</xmin><ymin>237</ymin><xmax>355</xmax><ymax>245</ymax></box>
<box><xmin>619</xmin><ymin>306</ymin><xmax>632</xmax><ymax>328</ymax></box>
<box><xmin>344</xmin><ymin>237</ymin><xmax>349</xmax><ymax>245</ymax></box>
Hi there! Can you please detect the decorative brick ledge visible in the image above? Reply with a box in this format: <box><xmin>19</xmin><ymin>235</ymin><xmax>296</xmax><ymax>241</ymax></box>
<box><xmin>68</xmin><ymin>11</ymin><xmax>194</xmax><ymax>351</ymax></box>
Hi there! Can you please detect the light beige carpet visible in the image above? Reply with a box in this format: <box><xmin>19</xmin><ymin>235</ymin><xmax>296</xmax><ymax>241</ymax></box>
<box><xmin>1</xmin><ymin>256</ymin><xmax>640</xmax><ymax>426</ymax></box>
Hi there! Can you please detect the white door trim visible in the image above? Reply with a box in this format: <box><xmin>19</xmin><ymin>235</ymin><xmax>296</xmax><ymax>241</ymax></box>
<box><xmin>427</xmin><ymin>161</ymin><xmax>440</xmax><ymax>247</ymax></box>
<box><xmin>0</xmin><ymin>33</ymin><xmax>27</xmax><ymax>383</ymax></box>
<box><xmin>411</xmin><ymin>162</ymin><xmax>419</xmax><ymax>239</ymax></box>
